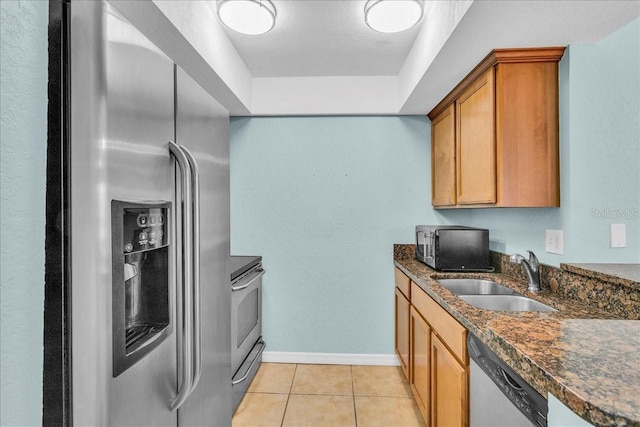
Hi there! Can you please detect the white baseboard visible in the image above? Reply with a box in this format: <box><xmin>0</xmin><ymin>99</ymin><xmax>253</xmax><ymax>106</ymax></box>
<box><xmin>262</xmin><ymin>351</ymin><xmax>401</xmax><ymax>366</ymax></box>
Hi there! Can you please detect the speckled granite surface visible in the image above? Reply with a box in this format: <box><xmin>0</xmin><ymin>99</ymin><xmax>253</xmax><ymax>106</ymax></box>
<box><xmin>394</xmin><ymin>244</ymin><xmax>640</xmax><ymax>427</ymax></box>
<box><xmin>544</xmin><ymin>264</ymin><xmax>640</xmax><ymax>319</ymax></box>
<box><xmin>561</xmin><ymin>263</ymin><xmax>640</xmax><ymax>290</ymax></box>
<box><xmin>488</xmin><ymin>319</ymin><xmax>640</xmax><ymax>427</ymax></box>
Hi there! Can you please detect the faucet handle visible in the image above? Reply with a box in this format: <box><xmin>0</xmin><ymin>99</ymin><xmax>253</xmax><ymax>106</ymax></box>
<box><xmin>509</xmin><ymin>253</ymin><xmax>524</xmax><ymax>264</ymax></box>
<box><xmin>526</xmin><ymin>250</ymin><xmax>539</xmax><ymax>268</ymax></box>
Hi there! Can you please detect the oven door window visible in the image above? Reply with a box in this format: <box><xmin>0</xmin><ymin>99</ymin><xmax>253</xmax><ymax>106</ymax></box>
<box><xmin>237</xmin><ymin>288</ymin><xmax>259</xmax><ymax>349</ymax></box>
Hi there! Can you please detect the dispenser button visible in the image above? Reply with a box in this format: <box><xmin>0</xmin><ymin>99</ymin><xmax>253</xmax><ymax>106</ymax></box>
<box><xmin>125</xmin><ymin>243</ymin><xmax>134</xmax><ymax>253</ymax></box>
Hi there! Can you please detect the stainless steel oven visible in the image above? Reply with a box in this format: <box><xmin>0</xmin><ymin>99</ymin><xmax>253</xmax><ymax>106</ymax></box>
<box><xmin>230</xmin><ymin>256</ymin><xmax>265</xmax><ymax>411</ymax></box>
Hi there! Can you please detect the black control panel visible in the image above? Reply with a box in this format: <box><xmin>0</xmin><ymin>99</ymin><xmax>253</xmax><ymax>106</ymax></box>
<box><xmin>122</xmin><ymin>207</ymin><xmax>169</xmax><ymax>254</ymax></box>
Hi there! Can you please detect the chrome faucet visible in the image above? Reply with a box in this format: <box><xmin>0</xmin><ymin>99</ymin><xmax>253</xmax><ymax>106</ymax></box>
<box><xmin>509</xmin><ymin>250</ymin><xmax>541</xmax><ymax>292</ymax></box>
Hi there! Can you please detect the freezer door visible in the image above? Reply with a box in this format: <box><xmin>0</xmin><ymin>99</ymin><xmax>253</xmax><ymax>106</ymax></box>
<box><xmin>175</xmin><ymin>66</ymin><xmax>232</xmax><ymax>426</ymax></box>
<box><xmin>70</xmin><ymin>2</ymin><xmax>177</xmax><ymax>425</ymax></box>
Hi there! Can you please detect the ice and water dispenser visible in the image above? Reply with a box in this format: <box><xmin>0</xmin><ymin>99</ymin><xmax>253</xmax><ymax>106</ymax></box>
<box><xmin>111</xmin><ymin>200</ymin><xmax>172</xmax><ymax>377</ymax></box>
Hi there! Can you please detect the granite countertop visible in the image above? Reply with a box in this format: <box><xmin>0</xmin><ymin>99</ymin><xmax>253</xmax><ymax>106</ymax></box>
<box><xmin>561</xmin><ymin>263</ymin><xmax>640</xmax><ymax>290</ymax></box>
<box><xmin>393</xmin><ymin>245</ymin><xmax>640</xmax><ymax>427</ymax></box>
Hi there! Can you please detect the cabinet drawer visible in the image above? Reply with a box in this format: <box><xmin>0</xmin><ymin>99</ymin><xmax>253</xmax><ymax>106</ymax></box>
<box><xmin>395</xmin><ymin>267</ymin><xmax>411</xmax><ymax>298</ymax></box>
<box><xmin>411</xmin><ymin>282</ymin><xmax>467</xmax><ymax>364</ymax></box>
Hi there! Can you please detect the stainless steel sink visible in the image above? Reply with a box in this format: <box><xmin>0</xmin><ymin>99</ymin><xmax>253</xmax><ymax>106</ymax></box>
<box><xmin>458</xmin><ymin>295</ymin><xmax>557</xmax><ymax>312</ymax></box>
<box><xmin>436</xmin><ymin>279</ymin><xmax>517</xmax><ymax>295</ymax></box>
<box><xmin>436</xmin><ymin>278</ymin><xmax>557</xmax><ymax>312</ymax></box>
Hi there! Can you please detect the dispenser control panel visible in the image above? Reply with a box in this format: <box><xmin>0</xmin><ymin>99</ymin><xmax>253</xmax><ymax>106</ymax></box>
<box><xmin>122</xmin><ymin>207</ymin><xmax>169</xmax><ymax>253</ymax></box>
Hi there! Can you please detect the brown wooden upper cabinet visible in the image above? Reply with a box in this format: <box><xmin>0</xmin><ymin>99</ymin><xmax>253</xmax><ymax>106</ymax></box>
<box><xmin>431</xmin><ymin>104</ymin><xmax>456</xmax><ymax>207</ymax></box>
<box><xmin>428</xmin><ymin>47</ymin><xmax>565</xmax><ymax>208</ymax></box>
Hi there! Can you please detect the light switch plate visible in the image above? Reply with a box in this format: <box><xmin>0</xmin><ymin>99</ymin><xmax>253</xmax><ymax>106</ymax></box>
<box><xmin>610</xmin><ymin>224</ymin><xmax>626</xmax><ymax>248</ymax></box>
<box><xmin>545</xmin><ymin>229</ymin><xmax>564</xmax><ymax>255</ymax></box>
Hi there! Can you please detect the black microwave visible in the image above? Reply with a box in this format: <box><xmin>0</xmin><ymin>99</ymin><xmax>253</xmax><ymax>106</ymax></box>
<box><xmin>415</xmin><ymin>225</ymin><xmax>491</xmax><ymax>271</ymax></box>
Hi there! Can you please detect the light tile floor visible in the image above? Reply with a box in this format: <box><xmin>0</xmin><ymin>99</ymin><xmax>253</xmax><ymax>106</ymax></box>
<box><xmin>232</xmin><ymin>363</ymin><xmax>426</xmax><ymax>427</ymax></box>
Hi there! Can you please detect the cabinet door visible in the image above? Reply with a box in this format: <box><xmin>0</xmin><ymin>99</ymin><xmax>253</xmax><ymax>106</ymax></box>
<box><xmin>410</xmin><ymin>306</ymin><xmax>431</xmax><ymax>423</ymax></box>
<box><xmin>395</xmin><ymin>288</ymin><xmax>410</xmax><ymax>380</ymax></box>
<box><xmin>495</xmin><ymin>61</ymin><xmax>560</xmax><ymax>207</ymax></box>
<box><xmin>431</xmin><ymin>333</ymin><xmax>468</xmax><ymax>427</ymax></box>
<box><xmin>456</xmin><ymin>67</ymin><xmax>496</xmax><ymax>205</ymax></box>
<box><xmin>431</xmin><ymin>104</ymin><xmax>456</xmax><ymax>207</ymax></box>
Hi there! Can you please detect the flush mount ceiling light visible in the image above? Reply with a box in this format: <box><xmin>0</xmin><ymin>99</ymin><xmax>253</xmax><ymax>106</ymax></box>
<box><xmin>217</xmin><ymin>0</ymin><xmax>277</xmax><ymax>35</ymax></box>
<box><xmin>364</xmin><ymin>0</ymin><xmax>424</xmax><ymax>33</ymax></box>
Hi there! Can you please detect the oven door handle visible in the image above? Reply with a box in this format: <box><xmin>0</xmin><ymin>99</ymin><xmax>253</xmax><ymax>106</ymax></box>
<box><xmin>231</xmin><ymin>340</ymin><xmax>267</xmax><ymax>385</ymax></box>
<box><xmin>169</xmin><ymin>141</ymin><xmax>193</xmax><ymax>411</ymax></box>
<box><xmin>231</xmin><ymin>269</ymin><xmax>265</xmax><ymax>292</ymax></box>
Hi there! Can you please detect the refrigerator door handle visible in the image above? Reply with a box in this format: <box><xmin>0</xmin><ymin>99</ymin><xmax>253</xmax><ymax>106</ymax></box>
<box><xmin>169</xmin><ymin>141</ymin><xmax>194</xmax><ymax>411</ymax></box>
<box><xmin>180</xmin><ymin>145</ymin><xmax>202</xmax><ymax>394</ymax></box>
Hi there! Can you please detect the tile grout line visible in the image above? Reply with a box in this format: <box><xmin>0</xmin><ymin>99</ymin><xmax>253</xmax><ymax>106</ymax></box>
<box><xmin>279</xmin><ymin>363</ymin><xmax>298</xmax><ymax>427</ymax></box>
<box><xmin>350</xmin><ymin>365</ymin><xmax>359</xmax><ymax>427</ymax></box>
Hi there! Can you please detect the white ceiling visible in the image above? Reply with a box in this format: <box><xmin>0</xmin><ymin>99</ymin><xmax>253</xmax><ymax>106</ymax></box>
<box><xmin>168</xmin><ymin>0</ymin><xmax>640</xmax><ymax>115</ymax></box>
<box><xmin>217</xmin><ymin>0</ymin><xmax>427</xmax><ymax>77</ymax></box>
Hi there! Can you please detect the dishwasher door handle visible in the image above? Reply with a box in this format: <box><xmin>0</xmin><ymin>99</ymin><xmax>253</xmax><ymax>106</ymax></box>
<box><xmin>500</xmin><ymin>368</ymin><xmax>523</xmax><ymax>390</ymax></box>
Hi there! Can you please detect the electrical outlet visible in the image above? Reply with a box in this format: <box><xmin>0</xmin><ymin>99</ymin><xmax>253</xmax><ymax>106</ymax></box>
<box><xmin>545</xmin><ymin>229</ymin><xmax>564</xmax><ymax>255</ymax></box>
<box><xmin>610</xmin><ymin>224</ymin><xmax>626</xmax><ymax>248</ymax></box>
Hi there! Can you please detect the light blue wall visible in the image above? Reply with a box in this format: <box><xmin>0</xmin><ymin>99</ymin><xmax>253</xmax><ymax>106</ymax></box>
<box><xmin>230</xmin><ymin>116</ymin><xmax>470</xmax><ymax>354</ymax></box>
<box><xmin>230</xmin><ymin>19</ymin><xmax>639</xmax><ymax>355</ymax></box>
<box><xmin>465</xmin><ymin>18</ymin><xmax>640</xmax><ymax>265</ymax></box>
<box><xmin>0</xmin><ymin>1</ymin><xmax>48</xmax><ymax>425</ymax></box>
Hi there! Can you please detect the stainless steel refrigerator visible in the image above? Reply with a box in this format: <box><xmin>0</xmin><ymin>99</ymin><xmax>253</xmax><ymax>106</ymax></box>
<box><xmin>44</xmin><ymin>1</ymin><xmax>231</xmax><ymax>425</ymax></box>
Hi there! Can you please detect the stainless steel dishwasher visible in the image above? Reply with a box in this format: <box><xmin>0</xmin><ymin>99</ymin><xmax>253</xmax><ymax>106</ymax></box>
<box><xmin>468</xmin><ymin>334</ymin><xmax>548</xmax><ymax>427</ymax></box>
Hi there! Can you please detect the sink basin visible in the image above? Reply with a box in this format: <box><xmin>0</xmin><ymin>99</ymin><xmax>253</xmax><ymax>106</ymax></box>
<box><xmin>437</xmin><ymin>279</ymin><xmax>517</xmax><ymax>295</ymax></box>
<box><xmin>458</xmin><ymin>295</ymin><xmax>558</xmax><ymax>312</ymax></box>
<box><xmin>436</xmin><ymin>278</ymin><xmax>558</xmax><ymax>312</ymax></box>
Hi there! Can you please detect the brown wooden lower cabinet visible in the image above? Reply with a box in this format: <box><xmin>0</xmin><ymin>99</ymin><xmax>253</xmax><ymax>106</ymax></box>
<box><xmin>397</xmin><ymin>278</ymin><xmax>469</xmax><ymax>426</ymax></box>
<box><xmin>431</xmin><ymin>333</ymin><xmax>468</xmax><ymax>427</ymax></box>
